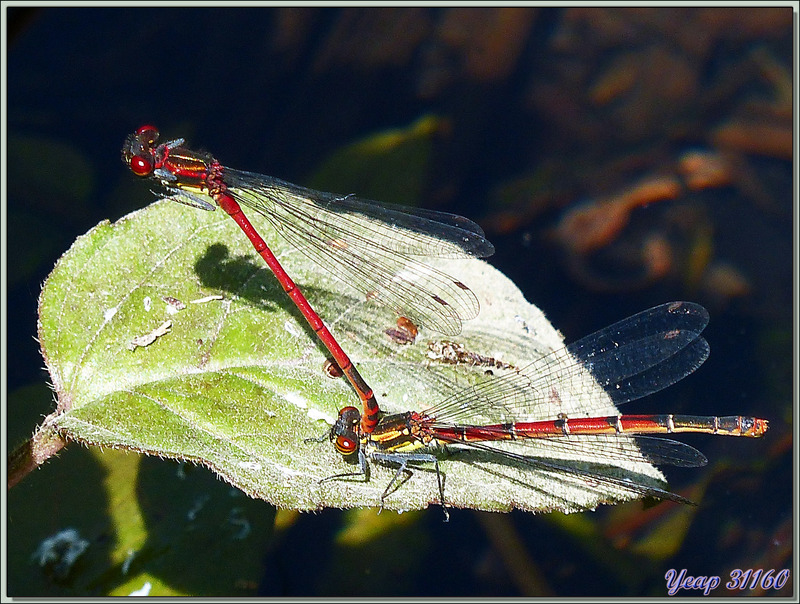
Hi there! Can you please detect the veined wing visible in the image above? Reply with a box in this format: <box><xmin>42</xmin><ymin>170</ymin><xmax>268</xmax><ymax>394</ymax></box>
<box><xmin>227</xmin><ymin>169</ymin><xmax>493</xmax><ymax>335</ymax></box>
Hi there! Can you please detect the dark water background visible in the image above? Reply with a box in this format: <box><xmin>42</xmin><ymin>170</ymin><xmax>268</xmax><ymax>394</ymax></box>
<box><xmin>6</xmin><ymin>6</ymin><xmax>794</xmax><ymax>597</ymax></box>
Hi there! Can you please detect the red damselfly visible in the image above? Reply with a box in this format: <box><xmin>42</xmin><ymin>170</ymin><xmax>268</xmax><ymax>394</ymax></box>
<box><xmin>321</xmin><ymin>301</ymin><xmax>768</xmax><ymax>519</ymax></box>
<box><xmin>122</xmin><ymin>126</ymin><xmax>493</xmax><ymax>433</ymax></box>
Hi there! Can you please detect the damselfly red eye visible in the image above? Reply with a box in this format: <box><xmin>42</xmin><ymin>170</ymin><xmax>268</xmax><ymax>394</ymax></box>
<box><xmin>334</xmin><ymin>435</ymin><xmax>358</xmax><ymax>455</ymax></box>
<box><xmin>129</xmin><ymin>154</ymin><xmax>153</xmax><ymax>176</ymax></box>
<box><xmin>136</xmin><ymin>124</ymin><xmax>159</xmax><ymax>141</ymax></box>
<box><xmin>337</xmin><ymin>406</ymin><xmax>361</xmax><ymax>427</ymax></box>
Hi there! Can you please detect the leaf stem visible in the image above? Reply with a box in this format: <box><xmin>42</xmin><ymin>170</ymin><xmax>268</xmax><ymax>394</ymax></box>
<box><xmin>7</xmin><ymin>411</ymin><xmax>67</xmax><ymax>489</ymax></box>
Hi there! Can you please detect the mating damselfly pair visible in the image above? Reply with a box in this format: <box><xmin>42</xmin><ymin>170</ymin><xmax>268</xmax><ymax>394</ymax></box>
<box><xmin>123</xmin><ymin>127</ymin><xmax>768</xmax><ymax>518</ymax></box>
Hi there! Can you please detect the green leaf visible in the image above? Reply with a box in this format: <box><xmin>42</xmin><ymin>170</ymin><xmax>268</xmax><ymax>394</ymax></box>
<box><xmin>38</xmin><ymin>198</ymin><xmax>670</xmax><ymax>516</ymax></box>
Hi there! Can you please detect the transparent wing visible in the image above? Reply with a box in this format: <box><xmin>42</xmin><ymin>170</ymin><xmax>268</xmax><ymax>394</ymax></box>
<box><xmin>428</xmin><ymin>302</ymin><xmax>709</xmax><ymax>423</ymax></box>
<box><xmin>226</xmin><ymin>169</ymin><xmax>494</xmax><ymax>335</ymax></box>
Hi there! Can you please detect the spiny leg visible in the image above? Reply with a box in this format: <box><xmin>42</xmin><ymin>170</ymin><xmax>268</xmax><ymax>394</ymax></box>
<box><xmin>370</xmin><ymin>451</ymin><xmax>450</xmax><ymax>522</ymax></box>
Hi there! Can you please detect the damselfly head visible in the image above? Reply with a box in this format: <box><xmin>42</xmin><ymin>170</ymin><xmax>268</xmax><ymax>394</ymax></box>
<box><xmin>330</xmin><ymin>406</ymin><xmax>361</xmax><ymax>456</ymax></box>
<box><xmin>122</xmin><ymin>126</ymin><xmax>160</xmax><ymax>177</ymax></box>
